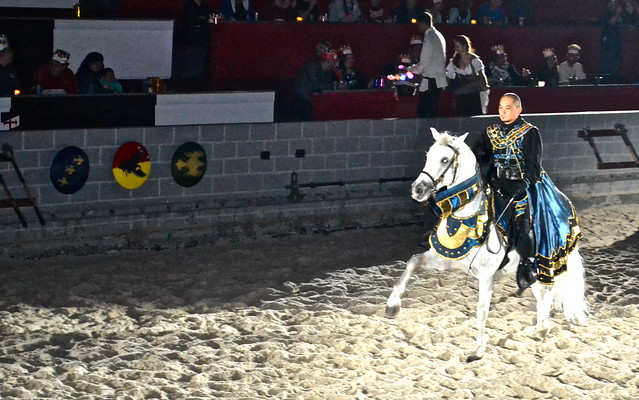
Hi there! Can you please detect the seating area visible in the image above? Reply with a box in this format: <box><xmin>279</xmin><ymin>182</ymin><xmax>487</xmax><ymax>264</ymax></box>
<box><xmin>2</xmin><ymin>1</ymin><xmax>639</xmax><ymax>124</ymax></box>
<box><xmin>116</xmin><ymin>0</ymin><xmax>606</xmax><ymax>24</ymax></box>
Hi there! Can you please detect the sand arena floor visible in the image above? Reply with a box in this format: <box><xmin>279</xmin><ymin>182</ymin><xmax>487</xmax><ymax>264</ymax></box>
<box><xmin>1</xmin><ymin>204</ymin><xmax>638</xmax><ymax>399</ymax></box>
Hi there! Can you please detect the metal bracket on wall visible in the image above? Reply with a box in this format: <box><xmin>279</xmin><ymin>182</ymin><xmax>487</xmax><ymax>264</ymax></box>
<box><xmin>285</xmin><ymin>171</ymin><xmax>416</xmax><ymax>203</ymax></box>
<box><xmin>577</xmin><ymin>124</ymin><xmax>639</xmax><ymax>170</ymax></box>
<box><xmin>0</xmin><ymin>143</ymin><xmax>46</xmax><ymax>227</ymax></box>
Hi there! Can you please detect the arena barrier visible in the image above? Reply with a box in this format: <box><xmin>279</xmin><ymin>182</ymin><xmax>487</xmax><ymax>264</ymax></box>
<box><xmin>1</xmin><ymin>110</ymin><xmax>638</xmax><ymax>257</ymax></box>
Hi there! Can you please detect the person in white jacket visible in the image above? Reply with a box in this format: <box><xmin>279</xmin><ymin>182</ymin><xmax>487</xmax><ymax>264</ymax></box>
<box><xmin>409</xmin><ymin>12</ymin><xmax>447</xmax><ymax>118</ymax></box>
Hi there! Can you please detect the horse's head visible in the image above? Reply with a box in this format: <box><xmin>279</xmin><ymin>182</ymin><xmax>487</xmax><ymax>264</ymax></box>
<box><xmin>411</xmin><ymin>128</ymin><xmax>474</xmax><ymax>202</ymax></box>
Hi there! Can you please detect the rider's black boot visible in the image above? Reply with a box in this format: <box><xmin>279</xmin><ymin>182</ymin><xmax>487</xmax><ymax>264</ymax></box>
<box><xmin>516</xmin><ymin>258</ymin><xmax>538</xmax><ymax>292</ymax></box>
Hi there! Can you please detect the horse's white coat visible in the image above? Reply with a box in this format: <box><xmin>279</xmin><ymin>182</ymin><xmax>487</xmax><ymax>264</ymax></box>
<box><xmin>386</xmin><ymin>128</ymin><xmax>589</xmax><ymax>361</ymax></box>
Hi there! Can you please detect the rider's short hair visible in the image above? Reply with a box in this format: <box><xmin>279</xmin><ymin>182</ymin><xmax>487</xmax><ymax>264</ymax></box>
<box><xmin>502</xmin><ymin>92</ymin><xmax>522</xmax><ymax>108</ymax></box>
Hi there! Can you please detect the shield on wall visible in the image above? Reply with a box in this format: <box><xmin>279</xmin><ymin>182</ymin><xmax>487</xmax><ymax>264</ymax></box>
<box><xmin>171</xmin><ymin>141</ymin><xmax>207</xmax><ymax>187</ymax></box>
<box><xmin>50</xmin><ymin>146</ymin><xmax>90</xmax><ymax>194</ymax></box>
<box><xmin>112</xmin><ymin>141</ymin><xmax>151</xmax><ymax>189</ymax></box>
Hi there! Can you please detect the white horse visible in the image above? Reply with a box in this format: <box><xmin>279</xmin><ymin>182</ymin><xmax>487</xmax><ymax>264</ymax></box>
<box><xmin>386</xmin><ymin>128</ymin><xmax>588</xmax><ymax>362</ymax></box>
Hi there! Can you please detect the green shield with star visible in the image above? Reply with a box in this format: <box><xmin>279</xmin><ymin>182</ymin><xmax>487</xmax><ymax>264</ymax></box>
<box><xmin>171</xmin><ymin>142</ymin><xmax>207</xmax><ymax>187</ymax></box>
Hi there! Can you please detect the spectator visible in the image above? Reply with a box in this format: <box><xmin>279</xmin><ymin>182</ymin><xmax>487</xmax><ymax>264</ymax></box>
<box><xmin>410</xmin><ymin>11</ymin><xmax>447</xmax><ymax>117</ymax></box>
<box><xmin>328</xmin><ymin>0</ymin><xmax>362</xmax><ymax>22</ymax></box>
<box><xmin>558</xmin><ymin>44</ymin><xmax>587</xmax><ymax>85</ymax></box>
<box><xmin>175</xmin><ymin>0</ymin><xmax>212</xmax><ymax>80</ymax></box>
<box><xmin>220</xmin><ymin>0</ymin><xmax>256</xmax><ymax>21</ymax></box>
<box><xmin>296</xmin><ymin>0</ymin><xmax>319</xmax><ymax>21</ymax></box>
<box><xmin>445</xmin><ymin>34</ymin><xmax>489</xmax><ymax>116</ymax></box>
<box><xmin>536</xmin><ymin>48</ymin><xmax>560</xmax><ymax>88</ymax></box>
<box><xmin>99</xmin><ymin>67</ymin><xmax>123</xmax><ymax>93</ymax></box>
<box><xmin>509</xmin><ymin>0</ymin><xmax>532</xmax><ymax>25</ymax></box>
<box><xmin>475</xmin><ymin>0</ymin><xmax>507</xmax><ymax>25</ymax></box>
<box><xmin>392</xmin><ymin>0</ymin><xmax>425</xmax><ymax>24</ymax></box>
<box><xmin>0</xmin><ymin>34</ymin><xmax>20</xmax><ymax>97</ymax></box>
<box><xmin>486</xmin><ymin>45</ymin><xmax>531</xmax><ymax>87</ymax></box>
<box><xmin>182</xmin><ymin>0</ymin><xmax>212</xmax><ymax>46</ymax></box>
<box><xmin>600</xmin><ymin>0</ymin><xmax>624</xmax><ymax>83</ymax></box>
<box><xmin>289</xmin><ymin>49</ymin><xmax>338</xmax><ymax>121</ymax></box>
<box><xmin>315</xmin><ymin>40</ymin><xmax>333</xmax><ymax>59</ymax></box>
<box><xmin>426</xmin><ymin>0</ymin><xmax>444</xmax><ymax>24</ymax></box>
<box><xmin>376</xmin><ymin>35</ymin><xmax>421</xmax><ymax>84</ymax></box>
<box><xmin>264</xmin><ymin>0</ymin><xmax>298</xmax><ymax>21</ymax></box>
<box><xmin>336</xmin><ymin>45</ymin><xmax>365</xmax><ymax>89</ymax></box>
<box><xmin>622</xmin><ymin>0</ymin><xmax>639</xmax><ymax>27</ymax></box>
<box><xmin>388</xmin><ymin>53</ymin><xmax>421</xmax><ymax>96</ymax></box>
<box><xmin>78</xmin><ymin>0</ymin><xmax>119</xmax><ymax>18</ymax></box>
<box><xmin>76</xmin><ymin>52</ymin><xmax>112</xmax><ymax>94</ymax></box>
<box><xmin>448</xmin><ymin>0</ymin><xmax>473</xmax><ymax>24</ymax></box>
<box><xmin>32</xmin><ymin>49</ymin><xmax>78</xmax><ymax>94</ymax></box>
<box><xmin>408</xmin><ymin>34</ymin><xmax>423</xmax><ymax>63</ymax></box>
<box><xmin>360</xmin><ymin>0</ymin><xmax>393</xmax><ymax>23</ymax></box>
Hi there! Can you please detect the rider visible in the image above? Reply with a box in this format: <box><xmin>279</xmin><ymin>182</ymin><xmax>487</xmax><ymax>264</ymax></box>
<box><xmin>474</xmin><ymin>92</ymin><xmax>581</xmax><ymax>292</ymax></box>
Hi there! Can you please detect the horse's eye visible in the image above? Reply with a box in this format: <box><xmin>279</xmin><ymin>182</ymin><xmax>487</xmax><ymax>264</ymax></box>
<box><xmin>442</xmin><ymin>157</ymin><xmax>449</xmax><ymax>164</ymax></box>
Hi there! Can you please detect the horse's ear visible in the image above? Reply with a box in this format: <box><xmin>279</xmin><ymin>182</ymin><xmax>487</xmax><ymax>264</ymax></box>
<box><xmin>458</xmin><ymin>132</ymin><xmax>470</xmax><ymax>143</ymax></box>
<box><xmin>430</xmin><ymin>127</ymin><xmax>443</xmax><ymax>141</ymax></box>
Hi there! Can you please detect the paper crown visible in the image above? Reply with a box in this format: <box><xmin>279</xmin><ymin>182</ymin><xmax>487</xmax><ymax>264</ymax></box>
<box><xmin>398</xmin><ymin>53</ymin><xmax>412</xmax><ymax>64</ymax></box>
<box><xmin>338</xmin><ymin>45</ymin><xmax>353</xmax><ymax>56</ymax></box>
<box><xmin>567</xmin><ymin>43</ymin><xmax>581</xmax><ymax>55</ymax></box>
<box><xmin>321</xmin><ymin>49</ymin><xmax>337</xmax><ymax>61</ymax></box>
<box><xmin>0</xmin><ymin>35</ymin><xmax>8</xmax><ymax>52</ymax></box>
<box><xmin>409</xmin><ymin>35</ymin><xmax>423</xmax><ymax>45</ymax></box>
<box><xmin>52</xmin><ymin>49</ymin><xmax>70</xmax><ymax>64</ymax></box>
<box><xmin>491</xmin><ymin>44</ymin><xmax>506</xmax><ymax>56</ymax></box>
<box><xmin>542</xmin><ymin>48</ymin><xmax>555</xmax><ymax>58</ymax></box>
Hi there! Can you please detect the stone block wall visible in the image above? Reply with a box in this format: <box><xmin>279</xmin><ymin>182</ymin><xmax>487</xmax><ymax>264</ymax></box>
<box><xmin>1</xmin><ymin>110</ymin><xmax>638</xmax><ymax>257</ymax></box>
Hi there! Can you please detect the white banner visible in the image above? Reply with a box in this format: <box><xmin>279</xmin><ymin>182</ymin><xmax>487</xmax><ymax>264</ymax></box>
<box><xmin>53</xmin><ymin>20</ymin><xmax>174</xmax><ymax>79</ymax></box>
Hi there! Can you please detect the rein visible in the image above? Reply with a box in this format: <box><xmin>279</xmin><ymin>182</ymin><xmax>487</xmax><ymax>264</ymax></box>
<box><xmin>421</xmin><ymin>144</ymin><xmax>460</xmax><ymax>190</ymax></box>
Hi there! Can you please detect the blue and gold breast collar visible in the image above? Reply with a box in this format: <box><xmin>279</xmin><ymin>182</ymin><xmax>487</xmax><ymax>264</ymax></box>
<box><xmin>427</xmin><ymin>175</ymin><xmax>490</xmax><ymax>260</ymax></box>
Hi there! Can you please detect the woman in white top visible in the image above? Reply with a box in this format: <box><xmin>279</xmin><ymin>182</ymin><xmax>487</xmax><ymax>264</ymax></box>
<box><xmin>445</xmin><ymin>34</ymin><xmax>490</xmax><ymax>116</ymax></box>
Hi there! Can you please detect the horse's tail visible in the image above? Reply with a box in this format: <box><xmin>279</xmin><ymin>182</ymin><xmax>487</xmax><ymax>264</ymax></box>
<box><xmin>552</xmin><ymin>246</ymin><xmax>590</xmax><ymax>325</ymax></box>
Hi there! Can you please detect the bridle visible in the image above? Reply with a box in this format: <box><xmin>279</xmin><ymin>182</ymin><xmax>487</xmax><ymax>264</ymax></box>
<box><xmin>420</xmin><ymin>143</ymin><xmax>460</xmax><ymax>190</ymax></box>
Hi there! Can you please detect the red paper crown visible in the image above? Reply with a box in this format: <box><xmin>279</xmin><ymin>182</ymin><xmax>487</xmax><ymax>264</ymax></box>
<box><xmin>321</xmin><ymin>49</ymin><xmax>337</xmax><ymax>61</ymax></box>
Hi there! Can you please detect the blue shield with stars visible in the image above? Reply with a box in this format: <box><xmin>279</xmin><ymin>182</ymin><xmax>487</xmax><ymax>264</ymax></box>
<box><xmin>50</xmin><ymin>146</ymin><xmax>90</xmax><ymax>194</ymax></box>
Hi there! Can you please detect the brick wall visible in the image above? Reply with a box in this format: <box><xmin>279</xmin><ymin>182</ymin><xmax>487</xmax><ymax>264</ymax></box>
<box><xmin>1</xmin><ymin>111</ymin><xmax>638</xmax><ymax>257</ymax></box>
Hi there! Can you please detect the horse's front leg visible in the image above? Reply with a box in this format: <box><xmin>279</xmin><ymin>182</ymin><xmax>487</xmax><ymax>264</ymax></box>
<box><xmin>385</xmin><ymin>252</ymin><xmax>429</xmax><ymax>318</ymax></box>
<box><xmin>467</xmin><ymin>273</ymin><xmax>495</xmax><ymax>362</ymax></box>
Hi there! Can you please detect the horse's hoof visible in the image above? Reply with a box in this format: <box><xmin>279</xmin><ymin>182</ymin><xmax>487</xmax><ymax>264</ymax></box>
<box><xmin>466</xmin><ymin>354</ymin><xmax>482</xmax><ymax>362</ymax></box>
<box><xmin>385</xmin><ymin>305</ymin><xmax>400</xmax><ymax>319</ymax></box>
